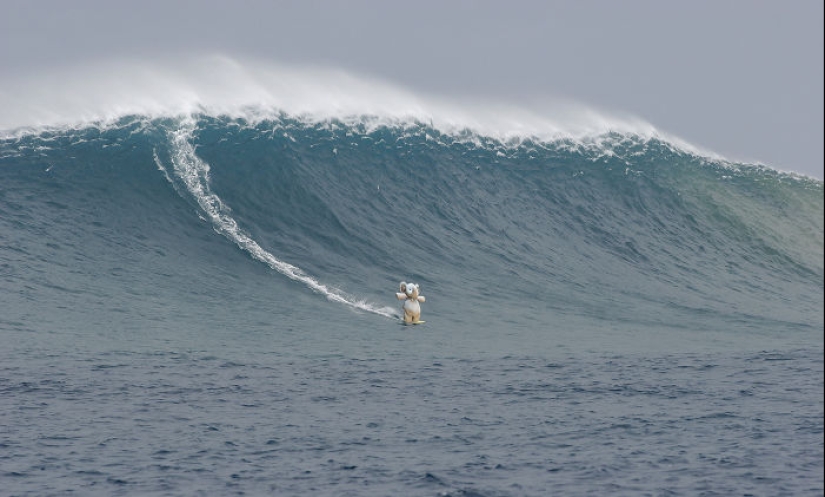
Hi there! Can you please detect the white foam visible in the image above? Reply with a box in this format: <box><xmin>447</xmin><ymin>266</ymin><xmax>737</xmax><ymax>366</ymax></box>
<box><xmin>156</xmin><ymin>116</ymin><xmax>398</xmax><ymax>319</ymax></box>
<box><xmin>0</xmin><ymin>54</ymin><xmax>705</xmax><ymax>154</ymax></box>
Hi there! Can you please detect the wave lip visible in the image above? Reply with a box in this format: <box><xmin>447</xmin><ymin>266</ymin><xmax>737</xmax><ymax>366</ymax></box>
<box><xmin>0</xmin><ymin>54</ymin><xmax>712</xmax><ymax>159</ymax></box>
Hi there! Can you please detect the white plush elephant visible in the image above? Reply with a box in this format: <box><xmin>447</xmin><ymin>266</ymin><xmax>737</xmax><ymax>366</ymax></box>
<box><xmin>396</xmin><ymin>281</ymin><xmax>426</xmax><ymax>324</ymax></box>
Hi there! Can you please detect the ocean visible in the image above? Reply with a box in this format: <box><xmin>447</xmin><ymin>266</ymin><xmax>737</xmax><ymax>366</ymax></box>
<box><xmin>1</xmin><ymin>94</ymin><xmax>822</xmax><ymax>495</ymax></box>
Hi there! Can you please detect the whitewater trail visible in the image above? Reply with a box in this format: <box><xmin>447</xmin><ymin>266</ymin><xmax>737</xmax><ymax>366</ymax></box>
<box><xmin>156</xmin><ymin>118</ymin><xmax>398</xmax><ymax>319</ymax></box>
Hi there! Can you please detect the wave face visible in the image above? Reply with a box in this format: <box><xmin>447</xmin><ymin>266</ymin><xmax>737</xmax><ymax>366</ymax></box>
<box><xmin>1</xmin><ymin>113</ymin><xmax>823</xmax><ymax>350</ymax></box>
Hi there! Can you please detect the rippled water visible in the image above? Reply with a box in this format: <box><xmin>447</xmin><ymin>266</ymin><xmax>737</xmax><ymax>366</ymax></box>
<box><xmin>2</xmin><ymin>345</ymin><xmax>821</xmax><ymax>496</ymax></box>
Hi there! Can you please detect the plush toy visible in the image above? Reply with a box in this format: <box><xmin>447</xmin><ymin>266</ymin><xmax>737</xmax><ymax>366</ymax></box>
<box><xmin>396</xmin><ymin>281</ymin><xmax>426</xmax><ymax>324</ymax></box>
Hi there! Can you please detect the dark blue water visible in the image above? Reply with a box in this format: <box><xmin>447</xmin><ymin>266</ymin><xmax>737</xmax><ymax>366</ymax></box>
<box><xmin>1</xmin><ymin>114</ymin><xmax>822</xmax><ymax>496</ymax></box>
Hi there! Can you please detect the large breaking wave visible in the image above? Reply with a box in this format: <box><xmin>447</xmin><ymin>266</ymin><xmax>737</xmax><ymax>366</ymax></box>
<box><xmin>1</xmin><ymin>57</ymin><xmax>821</xmax><ymax>334</ymax></box>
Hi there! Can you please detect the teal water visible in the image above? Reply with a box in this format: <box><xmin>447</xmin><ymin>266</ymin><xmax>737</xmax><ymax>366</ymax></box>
<box><xmin>1</xmin><ymin>114</ymin><xmax>822</xmax><ymax>495</ymax></box>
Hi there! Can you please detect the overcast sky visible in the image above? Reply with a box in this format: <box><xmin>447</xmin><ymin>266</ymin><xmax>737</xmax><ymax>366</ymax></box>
<box><xmin>2</xmin><ymin>0</ymin><xmax>822</xmax><ymax>178</ymax></box>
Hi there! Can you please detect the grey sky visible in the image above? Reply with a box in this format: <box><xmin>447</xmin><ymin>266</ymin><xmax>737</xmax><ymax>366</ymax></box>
<box><xmin>2</xmin><ymin>0</ymin><xmax>822</xmax><ymax>178</ymax></box>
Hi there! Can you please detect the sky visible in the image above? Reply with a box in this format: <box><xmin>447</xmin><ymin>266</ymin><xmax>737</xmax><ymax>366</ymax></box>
<box><xmin>1</xmin><ymin>0</ymin><xmax>822</xmax><ymax>179</ymax></box>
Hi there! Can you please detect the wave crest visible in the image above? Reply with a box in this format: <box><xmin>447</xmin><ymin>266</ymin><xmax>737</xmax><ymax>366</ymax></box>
<box><xmin>1</xmin><ymin>54</ymin><xmax>707</xmax><ymax>156</ymax></box>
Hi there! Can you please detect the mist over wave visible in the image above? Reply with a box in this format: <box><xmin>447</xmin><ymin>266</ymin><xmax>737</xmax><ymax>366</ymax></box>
<box><xmin>1</xmin><ymin>55</ymin><xmax>685</xmax><ymax>147</ymax></box>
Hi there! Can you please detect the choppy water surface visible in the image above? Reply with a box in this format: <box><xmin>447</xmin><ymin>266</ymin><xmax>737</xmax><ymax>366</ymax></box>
<box><xmin>2</xmin><ymin>346</ymin><xmax>822</xmax><ymax>496</ymax></box>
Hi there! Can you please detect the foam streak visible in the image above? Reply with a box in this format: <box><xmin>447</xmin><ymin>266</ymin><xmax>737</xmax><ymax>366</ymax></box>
<box><xmin>158</xmin><ymin>118</ymin><xmax>397</xmax><ymax>319</ymax></box>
